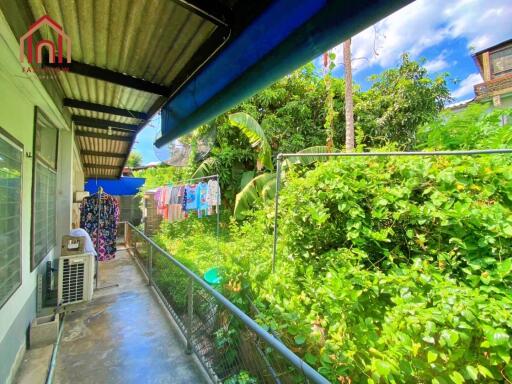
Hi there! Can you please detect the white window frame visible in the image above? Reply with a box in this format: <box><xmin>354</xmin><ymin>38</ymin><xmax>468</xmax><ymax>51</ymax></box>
<box><xmin>0</xmin><ymin>126</ymin><xmax>23</xmax><ymax>309</ymax></box>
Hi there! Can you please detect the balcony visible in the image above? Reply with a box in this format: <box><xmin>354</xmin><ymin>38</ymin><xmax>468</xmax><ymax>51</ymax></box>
<box><xmin>474</xmin><ymin>73</ymin><xmax>512</xmax><ymax>100</ymax></box>
<box><xmin>14</xmin><ymin>223</ymin><xmax>327</xmax><ymax>384</ymax></box>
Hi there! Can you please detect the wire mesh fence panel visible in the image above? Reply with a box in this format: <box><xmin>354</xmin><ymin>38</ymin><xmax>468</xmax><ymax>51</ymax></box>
<box><xmin>116</xmin><ymin>222</ymin><xmax>125</xmax><ymax>244</ymax></box>
<box><xmin>151</xmin><ymin>245</ymin><xmax>189</xmax><ymax>328</ymax></box>
<box><xmin>190</xmin><ymin>281</ymin><xmax>311</xmax><ymax>384</ymax></box>
<box><xmin>128</xmin><ymin>226</ymin><xmax>150</xmax><ymax>274</ymax></box>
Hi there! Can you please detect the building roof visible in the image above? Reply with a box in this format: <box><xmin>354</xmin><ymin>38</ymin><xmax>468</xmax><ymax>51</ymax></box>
<box><xmin>473</xmin><ymin>38</ymin><xmax>512</xmax><ymax>58</ymax></box>
<box><xmin>446</xmin><ymin>98</ymin><xmax>474</xmax><ymax>110</ymax></box>
<box><xmin>2</xmin><ymin>0</ymin><xmax>272</xmax><ymax>178</ymax></box>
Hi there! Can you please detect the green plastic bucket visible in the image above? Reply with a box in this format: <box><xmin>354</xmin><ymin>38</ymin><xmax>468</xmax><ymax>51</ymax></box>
<box><xmin>204</xmin><ymin>267</ymin><xmax>222</xmax><ymax>285</ymax></box>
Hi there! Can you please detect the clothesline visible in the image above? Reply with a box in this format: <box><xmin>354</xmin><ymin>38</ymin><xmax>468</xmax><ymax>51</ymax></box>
<box><xmin>168</xmin><ymin>174</ymin><xmax>219</xmax><ymax>187</ymax></box>
<box><xmin>152</xmin><ymin>174</ymin><xmax>221</xmax><ymax>238</ymax></box>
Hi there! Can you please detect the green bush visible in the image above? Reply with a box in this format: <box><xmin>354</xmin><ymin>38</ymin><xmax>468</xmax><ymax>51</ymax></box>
<box><xmin>151</xmin><ymin>114</ymin><xmax>512</xmax><ymax>382</ymax></box>
<box><xmin>418</xmin><ymin>104</ymin><xmax>512</xmax><ymax>150</ymax></box>
<box><xmin>246</xmin><ymin>154</ymin><xmax>512</xmax><ymax>382</ymax></box>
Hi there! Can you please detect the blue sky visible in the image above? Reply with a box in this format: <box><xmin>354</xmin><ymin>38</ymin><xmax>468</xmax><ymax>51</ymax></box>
<box><xmin>133</xmin><ymin>0</ymin><xmax>511</xmax><ymax>165</ymax></box>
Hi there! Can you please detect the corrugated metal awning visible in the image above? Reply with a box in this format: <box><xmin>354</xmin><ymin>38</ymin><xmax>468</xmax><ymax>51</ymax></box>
<box><xmin>2</xmin><ymin>0</ymin><xmax>271</xmax><ymax>178</ymax></box>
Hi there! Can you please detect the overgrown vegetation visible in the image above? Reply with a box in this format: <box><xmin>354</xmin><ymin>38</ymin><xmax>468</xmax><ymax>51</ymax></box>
<box><xmin>182</xmin><ymin>55</ymin><xmax>450</xmax><ymax>210</ymax></box>
<box><xmin>134</xmin><ymin>55</ymin><xmax>512</xmax><ymax>382</ymax></box>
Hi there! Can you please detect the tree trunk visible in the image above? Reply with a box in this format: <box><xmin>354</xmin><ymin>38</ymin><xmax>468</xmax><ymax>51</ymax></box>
<box><xmin>343</xmin><ymin>39</ymin><xmax>355</xmax><ymax>152</ymax></box>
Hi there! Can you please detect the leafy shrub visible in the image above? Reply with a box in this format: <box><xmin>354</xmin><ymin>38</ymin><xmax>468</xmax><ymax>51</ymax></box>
<box><xmin>152</xmin><ymin>144</ymin><xmax>512</xmax><ymax>382</ymax></box>
<box><xmin>418</xmin><ymin>104</ymin><xmax>512</xmax><ymax>150</ymax></box>
<box><xmin>279</xmin><ymin>155</ymin><xmax>512</xmax><ymax>278</ymax></box>
<box><xmin>249</xmin><ymin>154</ymin><xmax>512</xmax><ymax>382</ymax></box>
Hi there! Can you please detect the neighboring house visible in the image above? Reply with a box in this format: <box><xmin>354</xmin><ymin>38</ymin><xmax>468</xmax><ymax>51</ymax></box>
<box><xmin>445</xmin><ymin>98</ymin><xmax>474</xmax><ymax>113</ymax></box>
<box><xmin>473</xmin><ymin>38</ymin><xmax>512</xmax><ymax>108</ymax></box>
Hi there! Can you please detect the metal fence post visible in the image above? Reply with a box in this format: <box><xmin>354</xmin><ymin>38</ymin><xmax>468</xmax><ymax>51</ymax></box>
<box><xmin>126</xmin><ymin>222</ymin><xmax>131</xmax><ymax>250</ymax></box>
<box><xmin>148</xmin><ymin>245</ymin><xmax>153</xmax><ymax>286</ymax></box>
<box><xmin>186</xmin><ymin>277</ymin><xmax>194</xmax><ymax>354</ymax></box>
<box><xmin>272</xmin><ymin>155</ymin><xmax>283</xmax><ymax>273</ymax></box>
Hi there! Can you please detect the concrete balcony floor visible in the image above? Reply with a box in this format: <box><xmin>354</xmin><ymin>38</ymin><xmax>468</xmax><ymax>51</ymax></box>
<box><xmin>15</xmin><ymin>248</ymin><xmax>208</xmax><ymax>384</ymax></box>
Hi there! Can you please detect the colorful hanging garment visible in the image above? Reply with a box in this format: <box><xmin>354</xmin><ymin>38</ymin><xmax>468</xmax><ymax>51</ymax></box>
<box><xmin>169</xmin><ymin>186</ymin><xmax>185</xmax><ymax>222</ymax></box>
<box><xmin>185</xmin><ymin>184</ymin><xmax>198</xmax><ymax>212</ymax></box>
<box><xmin>197</xmin><ymin>182</ymin><xmax>209</xmax><ymax>218</ymax></box>
<box><xmin>80</xmin><ymin>193</ymin><xmax>120</xmax><ymax>261</ymax></box>
<box><xmin>207</xmin><ymin>179</ymin><xmax>221</xmax><ymax>215</ymax></box>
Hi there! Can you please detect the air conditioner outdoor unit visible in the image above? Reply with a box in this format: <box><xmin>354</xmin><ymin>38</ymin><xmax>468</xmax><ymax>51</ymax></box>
<box><xmin>58</xmin><ymin>253</ymin><xmax>95</xmax><ymax>306</ymax></box>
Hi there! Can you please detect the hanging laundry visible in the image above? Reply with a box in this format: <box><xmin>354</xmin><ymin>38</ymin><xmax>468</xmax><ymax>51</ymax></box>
<box><xmin>207</xmin><ymin>179</ymin><xmax>221</xmax><ymax>215</ymax></box>
<box><xmin>185</xmin><ymin>184</ymin><xmax>199</xmax><ymax>212</ymax></box>
<box><xmin>181</xmin><ymin>186</ymin><xmax>188</xmax><ymax>218</ymax></box>
<box><xmin>162</xmin><ymin>186</ymin><xmax>170</xmax><ymax>220</ymax></box>
<box><xmin>154</xmin><ymin>187</ymin><xmax>163</xmax><ymax>216</ymax></box>
<box><xmin>168</xmin><ymin>186</ymin><xmax>183</xmax><ymax>222</ymax></box>
<box><xmin>197</xmin><ymin>182</ymin><xmax>209</xmax><ymax>218</ymax></box>
<box><xmin>80</xmin><ymin>192</ymin><xmax>120</xmax><ymax>261</ymax></box>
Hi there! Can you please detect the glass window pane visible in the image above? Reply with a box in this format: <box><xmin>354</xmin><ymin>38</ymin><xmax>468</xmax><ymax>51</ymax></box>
<box><xmin>491</xmin><ymin>47</ymin><xmax>512</xmax><ymax>77</ymax></box>
<box><xmin>32</xmin><ymin>108</ymin><xmax>58</xmax><ymax>269</ymax></box>
<box><xmin>33</xmin><ymin>161</ymin><xmax>57</xmax><ymax>267</ymax></box>
<box><xmin>35</xmin><ymin>110</ymin><xmax>58</xmax><ymax>169</ymax></box>
<box><xmin>0</xmin><ymin>131</ymin><xmax>22</xmax><ymax>308</ymax></box>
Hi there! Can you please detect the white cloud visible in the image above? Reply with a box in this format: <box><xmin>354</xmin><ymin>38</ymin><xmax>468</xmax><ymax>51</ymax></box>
<box><xmin>424</xmin><ymin>57</ymin><xmax>449</xmax><ymax>72</ymax></box>
<box><xmin>424</xmin><ymin>51</ymin><xmax>451</xmax><ymax>72</ymax></box>
<box><xmin>330</xmin><ymin>0</ymin><xmax>512</xmax><ymax>73</ymax></box>
<box><xmin>451</xmin><ymin>72</ymin><xmax>482</xmax><ymax>99</ymax></box>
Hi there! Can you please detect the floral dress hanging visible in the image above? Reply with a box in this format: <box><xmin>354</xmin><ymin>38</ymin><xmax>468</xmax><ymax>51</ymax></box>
<box><xmin>80</xmin><ymin>193</ymin><xmax>120</xmax><ymax>261</ymax></box>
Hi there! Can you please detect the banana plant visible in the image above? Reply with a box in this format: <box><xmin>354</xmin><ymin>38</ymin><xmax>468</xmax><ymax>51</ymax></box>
<box><xmin>234</xmin><ymin>173</ymin><xmax>276</xmax><ymax>219</ymax></box>
<box><xmin>282</xmin><ymin>145</ymin><xmax>337</xmax><ymax>168</ymax></box>
<box><xmin>234</xmin><ymin>145</ymin><xmax>334</xmax><ymax>219</ymax></box>
<box><xmin>228</xmin><ymin>112</ymin><xmax>274</xmax><ymax>171</ymax></box>
<box><xmin>191</xmin><ymin>157</ymin><xmax>218</xmax><ymax>178</ymax></box>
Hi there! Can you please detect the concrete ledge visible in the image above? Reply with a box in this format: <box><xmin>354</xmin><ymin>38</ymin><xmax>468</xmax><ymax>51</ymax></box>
<box><xmin>29</xmin><ymin>314</ymin><xmax>59</xmax><ymax>349</ymax></box>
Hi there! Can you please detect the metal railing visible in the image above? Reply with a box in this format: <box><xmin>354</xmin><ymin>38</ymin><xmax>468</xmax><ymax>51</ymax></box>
<box><xmin>122</xmin><ymin>221</ymin><xmax>329</xmax><ymax>384</ymax></box>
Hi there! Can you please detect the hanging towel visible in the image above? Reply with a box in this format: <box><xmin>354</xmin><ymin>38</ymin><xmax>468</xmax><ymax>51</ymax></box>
<box><xmin>197</xmin><ymin>182</ymin><xmax>209</xmax><ymax>217</ymax></box>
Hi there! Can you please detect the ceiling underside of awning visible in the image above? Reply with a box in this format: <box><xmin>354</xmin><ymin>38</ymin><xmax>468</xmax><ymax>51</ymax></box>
<box><xmin>1</xmin><ymin>0</ymin><xmax>270</xmax><ymax>178</ymax></box>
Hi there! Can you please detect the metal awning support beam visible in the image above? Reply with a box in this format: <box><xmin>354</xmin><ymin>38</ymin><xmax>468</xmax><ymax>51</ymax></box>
<box><xmin>44</xmin><ymin>59</ymin><xmax>170</xmax><ymax>95</ymax></box>
<box><xmin>170</xmin><ymin>0</ymin><xmax>230</xmax><ymax>27</ymax></box>
<box><xmin>75</xmin><ymin>130</ymin><xmax>133</xmax><ymax>142</ymax></box>
<box><xmin>72</xmin><ymin>116</ymin><xmax>139</xmax><ymax>132</ymax></box>
<box><xmin>81</xmin><ymin>150</ymin><xmax>126</xmax><ymax>158</ymax></box>
<box><xmin>83</xmin><ymin>163</ymin><xmax>123</xmax><ymax>169</ymax></box>
<box><xmin>64</xmin><ymin>99</ymin><xmax>148</xmax><ymax>120</ymax></box>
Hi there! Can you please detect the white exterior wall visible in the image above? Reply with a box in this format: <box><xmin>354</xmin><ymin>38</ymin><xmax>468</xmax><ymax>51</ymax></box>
<box><xmin>0</xmin><ymin>10</ymin><xmax>77</xmax><ymax>383</ymax></box>
<box><xmin>72</xmin><ymin>141</ymin><xmax>85</xmax><ymax>227</ymax></box>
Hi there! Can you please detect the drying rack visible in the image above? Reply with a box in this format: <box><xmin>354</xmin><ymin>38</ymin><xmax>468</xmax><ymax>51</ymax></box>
<box><xmin>93</xmin><ymin>186</ymin><xmax>119</xmax><ymax>291</ymax></box>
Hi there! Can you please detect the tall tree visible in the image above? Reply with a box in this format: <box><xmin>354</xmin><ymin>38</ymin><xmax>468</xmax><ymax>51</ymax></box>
<box><xmin>355</xmin><ymin>53</ymin><xmax>451</xmax><ymax>149</ymax></box>
<box><xmin>323</xmin><ymin>52</ymin><xmax>336</xmax><ymax>151</ymax></box>
<box><xmin>343</xmin><ymin>39</ymin><xmax>355</xmax><ymax>151</ymax></box>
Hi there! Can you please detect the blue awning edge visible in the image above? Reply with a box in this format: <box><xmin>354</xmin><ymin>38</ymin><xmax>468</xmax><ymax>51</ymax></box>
<box><xmin>85</xmin><ymin>177</ymin><xmax>146</xmax><ymax>196</ymax></box>
<box><xmin>156</xmin><ymin>0</ymin><xmax>412</xmax><ymax>147</ymax></box>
